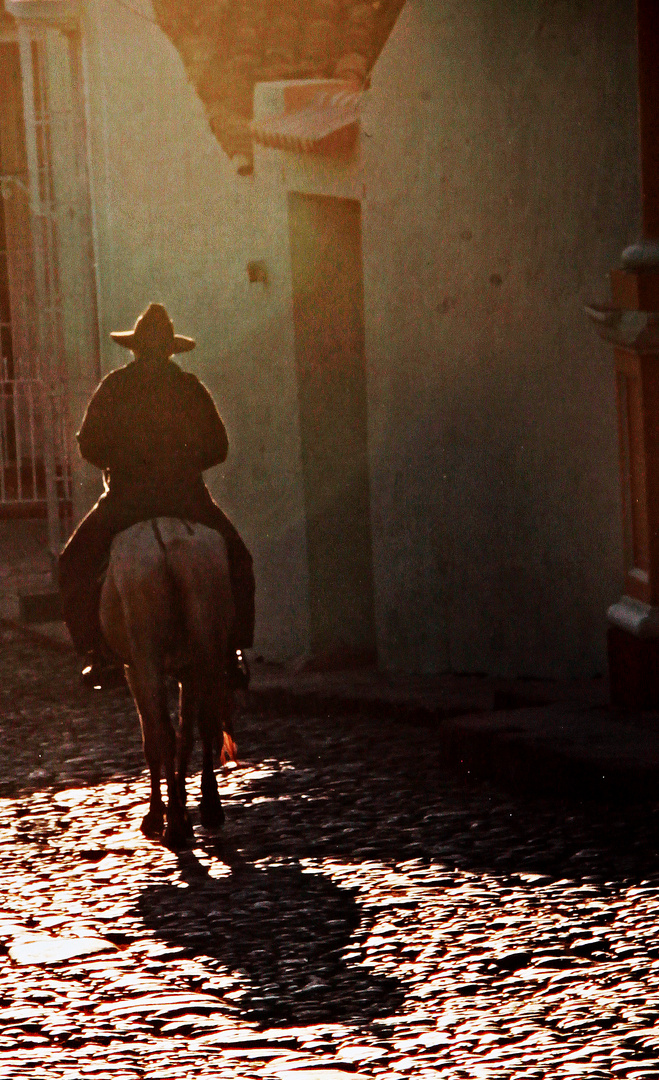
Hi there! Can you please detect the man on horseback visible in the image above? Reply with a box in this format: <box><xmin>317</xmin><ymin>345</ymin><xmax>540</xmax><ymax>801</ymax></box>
<box><xmin>59</xmin><ymin>303</ymin><xmax>254</xmax><ymax>689</ymax></box>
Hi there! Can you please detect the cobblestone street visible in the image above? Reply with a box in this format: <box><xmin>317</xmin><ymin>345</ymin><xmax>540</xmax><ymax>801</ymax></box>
<box><xmin>4</xmin><ymin>623</ymin><xmax>659</xmax><ymax>1077</ymax></box>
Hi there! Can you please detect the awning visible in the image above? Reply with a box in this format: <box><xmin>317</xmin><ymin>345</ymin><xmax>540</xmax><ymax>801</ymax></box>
<box><xmin>250</xmin><ymin>89</ymin><xmax>361</xmax><ymax>155</ymax></box>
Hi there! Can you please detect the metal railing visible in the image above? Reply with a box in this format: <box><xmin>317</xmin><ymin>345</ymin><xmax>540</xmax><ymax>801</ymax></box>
<box><xmin>0</xmin><ymin>32</ymin><xmax>74</xmax><ymax>554</ymax></box>
<box><xmin>0</xmin><ymin>363</ymin><xmax>71</xmax><ymax>538</ymax></box>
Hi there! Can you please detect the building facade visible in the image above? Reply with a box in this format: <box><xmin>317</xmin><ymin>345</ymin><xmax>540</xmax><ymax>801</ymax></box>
<box><xmin>0</xmin><ymin>0</ymin><xmax>641</xmax><ymax>677</ymax></box>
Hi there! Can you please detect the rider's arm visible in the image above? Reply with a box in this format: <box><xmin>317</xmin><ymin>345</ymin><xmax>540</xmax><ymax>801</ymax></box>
<box><xmin>184</xmin><ymin>374</ymin><xmax>229</xmax><ymax>472</ymax></box>
<box><xmin>76</xmin><ymin>372</ymin><xmax>118</xmax><ymax>470</ymax></box>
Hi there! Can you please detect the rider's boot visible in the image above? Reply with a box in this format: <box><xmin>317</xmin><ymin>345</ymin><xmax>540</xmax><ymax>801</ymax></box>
<box><xmin>81</xmin><ymin>644</ymin><xmax>125</xmax><ymax>690</ymax></box>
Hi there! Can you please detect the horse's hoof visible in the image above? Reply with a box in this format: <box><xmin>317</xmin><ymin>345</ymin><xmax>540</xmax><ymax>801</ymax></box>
<box><xmin>141</xmin><ymin>811</ymin><xmax>164</xmax><ymax>838</ymax></box>
<box><xmin>200</xmin><ymin>798</ymin><xmax>224</xmax><ymax>830</ymax></box>
<box><xmin>163</xmin><ymin>821</ymin><xmax>190</xmax><ymax>851</ymax></box>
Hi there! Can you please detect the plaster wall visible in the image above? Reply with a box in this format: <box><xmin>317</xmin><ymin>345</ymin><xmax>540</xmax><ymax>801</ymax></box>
<box><xmin>70</xmin><ymin>0</ymin><xmax>641</xmax><ymax>678</ymax></box>
<box><xmin>362</xmin><ymin>0</ymin><xmax>641</xmax><ymax>677</ymax></box>
<box><xmin>80</xmin><ymin>0</ymin><xmax>310</xmax><ymax>659</ymax></box>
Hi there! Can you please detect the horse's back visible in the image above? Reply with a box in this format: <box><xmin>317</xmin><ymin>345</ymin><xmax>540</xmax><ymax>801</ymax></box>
<box><xmin>109</xmin><ymin>518</ymin><xmax>230</xmax><ymax>583</ymax></box>
<box><xmin>101</xmin><ymin>518</ymin><xmax>233</xmax><ymax>667</ymax></box>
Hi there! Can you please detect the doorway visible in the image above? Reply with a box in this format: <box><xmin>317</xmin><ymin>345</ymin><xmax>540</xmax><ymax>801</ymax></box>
<box><xmin>288</xmin><ymin>192</ymin><xmax>376</xmax><ymax>664</ymax></box>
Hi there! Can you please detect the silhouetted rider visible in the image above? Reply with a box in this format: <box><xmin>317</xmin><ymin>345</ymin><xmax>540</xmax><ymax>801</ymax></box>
<box><xmin>59</xmin><ymin>303</ymin><xmax>254</xmax><ymax>689</ymax></box>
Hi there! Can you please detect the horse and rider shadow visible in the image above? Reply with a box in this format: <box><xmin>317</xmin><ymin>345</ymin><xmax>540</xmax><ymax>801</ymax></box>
<box><xmin>137</xmin><ymin>841</ymin><xmax>405</xmax><ymax>1028</ymax></box>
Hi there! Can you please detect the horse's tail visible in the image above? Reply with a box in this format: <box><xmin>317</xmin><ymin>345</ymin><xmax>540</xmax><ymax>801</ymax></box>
<box><xmin>220</xmin><ymin>730</ymin><xmax>238</xmax><ymax>765</ymax></box>
<box><xmin>157</xmin><ymin>519</ymin><xmax>239</xmax><ymax>765</ymax></box>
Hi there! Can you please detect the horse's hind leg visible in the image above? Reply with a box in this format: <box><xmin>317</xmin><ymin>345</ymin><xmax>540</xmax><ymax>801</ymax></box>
<box><xmin>177</xmin><ymin>675</ymin><xmax>198</xmax><ymax>812</ymax></box>
<box><xmin>126</xmin><ymin>662</ymin><xmax>189</xmax><ymax>849</ymax></box>
<box><xmin>198</xmin><ymin>687</ymin><xmax>224</xmax><ymax>829</ymax></box>
<box><xmin>125</xmin><ymin>664</ymin><xmax>166</xmax><ymax>837</ymax></box>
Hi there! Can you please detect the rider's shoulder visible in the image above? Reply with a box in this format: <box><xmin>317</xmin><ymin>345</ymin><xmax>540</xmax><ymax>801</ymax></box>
<box><xmin>93</xmin><ymin>360</ymin><xmax>134</xmax><ymax>396</ymax></box>
<box><xmin>106</xmin><ymin>358</ymin><xmax>138</xmax><ymax>380</ymax></box>
<box><xmin>176</xmin><ymin>365</ymin><xmax>208</xmax><ymax>393</ymax></box>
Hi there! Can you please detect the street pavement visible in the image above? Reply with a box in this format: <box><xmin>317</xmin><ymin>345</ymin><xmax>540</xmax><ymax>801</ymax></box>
<box><xmin>3</xmin><ymin>621</ymin><xmax>659</xmax><ymax>1077</ymax></box>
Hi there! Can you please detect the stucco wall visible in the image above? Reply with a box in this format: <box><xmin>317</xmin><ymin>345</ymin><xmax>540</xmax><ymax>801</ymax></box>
<box><xmin>362</xmin><ymin>0</ymin><xmax>640</xmax><ymax>677</ymax></box>
<box><xmin>79</xmin><ymin>0</ymin><xmax>642</xmax><ymax>678</ymax></box>
<box><xmin>81</xmin><ymin>0</ymin><xmax>310</xmax><ymax>659</ymax></box>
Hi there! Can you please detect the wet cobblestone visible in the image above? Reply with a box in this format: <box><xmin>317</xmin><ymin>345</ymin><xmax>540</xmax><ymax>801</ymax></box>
<box><xmin>3</xmin><ymin>624</ymin><xmax>659</xmax><ymax>1076</ymax></box>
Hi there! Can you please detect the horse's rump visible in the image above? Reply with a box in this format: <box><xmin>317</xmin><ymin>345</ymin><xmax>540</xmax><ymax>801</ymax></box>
<box><xmin>100</xmin><ymin>517</ymin><xmax>234</xmax><ymax>671</ymax></box>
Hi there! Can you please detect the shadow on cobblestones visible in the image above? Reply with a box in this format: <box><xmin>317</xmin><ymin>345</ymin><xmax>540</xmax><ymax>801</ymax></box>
<box><xmin>226</xmin><ymin>707</ymin><xmax>659</xmax><ymax>889</ymax></box>
<box><xmin>139</xmin><ymin>849</ymin><xmax>404</xmax><ymax>1026</ymax></box>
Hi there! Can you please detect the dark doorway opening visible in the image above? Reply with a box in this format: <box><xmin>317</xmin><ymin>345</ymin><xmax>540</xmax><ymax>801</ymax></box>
<box><xmin>288</xmin><ymin>192</ymin><xmax>376</xmax><ymax>666</ymax></box>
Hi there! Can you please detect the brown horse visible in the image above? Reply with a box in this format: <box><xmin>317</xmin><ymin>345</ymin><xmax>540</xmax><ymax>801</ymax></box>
<box><xmin>99</xmin><ymin>517</ymin><xmax>237</xmax><ymax>849</ymax></box>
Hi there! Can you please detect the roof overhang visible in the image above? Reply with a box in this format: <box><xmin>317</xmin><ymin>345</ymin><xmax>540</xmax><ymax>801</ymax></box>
<box><xmin>251</xmin><ymin>85</ymin><xmax>361</xmax><ymax>156</ymax></box>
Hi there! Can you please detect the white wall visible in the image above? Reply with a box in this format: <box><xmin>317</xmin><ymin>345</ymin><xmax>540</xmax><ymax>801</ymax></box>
<box><xmin>362</xmin><ymin>0</ymin><xmax>640</xmax><ymax>677</ymax></box>
<box><xmin>79</xmin><ymin>0</ymin><xmax>642</xmax><ymax>678</ymax></box>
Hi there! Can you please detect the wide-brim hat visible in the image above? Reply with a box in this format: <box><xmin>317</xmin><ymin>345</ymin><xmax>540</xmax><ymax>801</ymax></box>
<box><xmin>110</xmin><ymin>303</ymin><xmax>195</xmax><ymax>354</ymax></box>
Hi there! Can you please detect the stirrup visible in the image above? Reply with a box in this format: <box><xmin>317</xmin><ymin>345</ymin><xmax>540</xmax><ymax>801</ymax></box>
<box><xmin>81</xmin><ymin>653</ymin><xmax>125</xmax><ymax>691</ymax></box>
<box><xmin>228</xmin><ymin>649</ymin><xmax>250</xmax><ymax>691</ymax></box>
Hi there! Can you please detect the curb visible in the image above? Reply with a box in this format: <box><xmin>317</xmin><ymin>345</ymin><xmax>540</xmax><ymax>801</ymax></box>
<box><xmin>437</xmin><ymin>710</ymin><xmax>659</xmax><ymax>803</ymax></box>
<box><xmin>245</xmin><ymin>684</ymin><xmax>482</xmax><ymax>724</ymax></box>
<box><xmin>0</xmin><ymin>617</ymin><xmax>73</xmax><ymax>653</ymax></box>
<box><xmin>246</xmin><ymin>687</ymin><xmax>659</xmax><ymax>803</ymax></box>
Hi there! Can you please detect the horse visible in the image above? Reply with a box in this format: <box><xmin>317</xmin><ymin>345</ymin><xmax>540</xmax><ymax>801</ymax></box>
<box><xmin>99</xmin><ymin>517</ymin><xmax>238</xmax><ymax>850</ymax></box>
